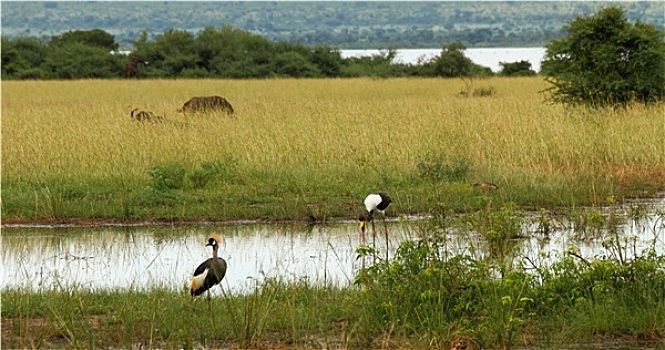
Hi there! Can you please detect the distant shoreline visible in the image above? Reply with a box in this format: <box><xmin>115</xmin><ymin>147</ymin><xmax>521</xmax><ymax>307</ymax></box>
<box><xmin>341</xmin><ymin>47</ymin><xmax>547</xmax><ymax>72</ymax></box>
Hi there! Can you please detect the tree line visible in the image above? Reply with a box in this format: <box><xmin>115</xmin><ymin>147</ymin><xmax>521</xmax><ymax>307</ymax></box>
<box><xmin>2</xmin><ymin>6</ymin><xmax>663</xmax><ymax>109</ymax></box>
<box><xmin>1</xmin><ymin>26</ymin><xmax>536</xmax><ymax>81</ymax></box>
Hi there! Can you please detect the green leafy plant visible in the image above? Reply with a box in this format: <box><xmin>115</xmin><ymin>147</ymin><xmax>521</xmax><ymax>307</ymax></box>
<box><xmin>148</xmin><ymin>162</ymin><xmax>187</xmax><ymax>190</ymax></box>
<box><xmin>499</xmin><ymin>60</ymin><xmax>536</xmax><ymax>77</ymax></box>
<box><xmin>541</xmin><ymin>6</ymin><xmax>665</xmax><ymax>107</ymax></box>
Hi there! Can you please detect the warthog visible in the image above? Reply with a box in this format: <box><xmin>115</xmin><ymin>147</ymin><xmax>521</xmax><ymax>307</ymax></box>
<box><xmin>177</xmin><ymin>96</ymin><xmax>234</xmax><ymax>115</ymax></box>
<box><xmin>131</xmin><ymin>108</ymin><xmax>164</xmax><ymax>123</ymax></box>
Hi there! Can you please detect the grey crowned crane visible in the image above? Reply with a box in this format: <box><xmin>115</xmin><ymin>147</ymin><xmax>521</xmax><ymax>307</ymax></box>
<box><xmin>191</xmin><ymin>233</ymin><xmax>227</xmax><ymax>297</ymax></box>
<box><xmin>363</xmin><ymin>192</ymin><xmax>392</xmax><ymax>263</ymax></box>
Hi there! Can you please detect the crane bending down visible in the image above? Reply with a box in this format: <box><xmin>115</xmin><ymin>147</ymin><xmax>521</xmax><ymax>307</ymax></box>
<box><xmin>363</xmin><ymin>192</ymin><xmax>392</xmax><ymax>263</ymax></box>
<box><xmin>191</xmin><ymin>233</ymin><xmax>227</xmax><ymax>299</ymax></box>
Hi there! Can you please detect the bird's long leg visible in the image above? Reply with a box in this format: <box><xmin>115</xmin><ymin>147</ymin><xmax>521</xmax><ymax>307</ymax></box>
<box><xmin>207</xmin><ymin>290</ymin><xmax>212</xmax><ymax>311</ymax></box>
<box><xmin>383</xmin><ymin>215</ymin><xmax>389</xmax><ymax>264</ymax></box>
<box><xmin>371</xmin><ymin>218</ymin><xmax>377</xmax><ymax>264</ymax></box>
<box><xmin>360</xmin><ymin>223</ymin><xmax>366</xmax><ymax>270</ymax></box>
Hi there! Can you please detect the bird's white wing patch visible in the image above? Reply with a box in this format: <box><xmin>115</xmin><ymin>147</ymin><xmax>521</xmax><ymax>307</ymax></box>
<box><xmin>364</xmin><ymin>193</ymin><xmax>383</xmax><ymax>212</ymax></box>
<box><xmin>191</xmin><ymin>268</ymin><xmax>209</xmax><ymax>291</ymax></box>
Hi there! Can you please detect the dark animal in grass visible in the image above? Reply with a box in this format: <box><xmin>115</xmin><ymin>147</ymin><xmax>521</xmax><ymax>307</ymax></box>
<box><xmin>177</xmin><ymin>96</ymin><xmax>234</xmax><ymax>115</ymax></box>
<box><xmin>130</xmin><ymin>108</ymin><xmax>164</xmax><ymax>123</ymax></box>
<box><xmin>126</xmin><ymin>56</ymin><xmax>148</xmax><ymax>79</ymax></box>
<box><xmin>191</xmin><ymin>233</ymin><xmax>228</xmax><ymax>297</ymax></box>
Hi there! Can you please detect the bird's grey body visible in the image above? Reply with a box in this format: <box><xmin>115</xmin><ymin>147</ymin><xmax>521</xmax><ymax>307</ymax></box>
<box><xmin>191</xmin><ymin>234</ymin><xmax>227</xmax><ymax>296</ymax></box>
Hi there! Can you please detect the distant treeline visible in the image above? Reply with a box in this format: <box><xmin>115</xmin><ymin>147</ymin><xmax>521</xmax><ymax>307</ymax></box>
<box><xmin>1</xmin><ymin>26</ymin><xmax>537</xmax><ymax>80</ymax></box>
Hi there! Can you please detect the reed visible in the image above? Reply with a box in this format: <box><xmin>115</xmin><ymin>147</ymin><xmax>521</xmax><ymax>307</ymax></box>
<box><xmin>3</xmin><ymin>78</ymin><xmax>663</xmax><ymax>222</ymax></box>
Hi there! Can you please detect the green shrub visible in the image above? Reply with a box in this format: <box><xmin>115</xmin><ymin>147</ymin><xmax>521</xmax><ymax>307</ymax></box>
<box><xmin>541</xmin><ymin>6</ymin><xmax>665</xmax><ymax>107</ymax></box>
<box><xmin>188</xmin><ymin>159</ymin><xmax>237</xmax><ymax>189</ymax></box>
<box><xmin>148</xmin><ymin>162</ymin><xmax>187</xmax><ymax>190</ymax></box>
<box><xmin>499</xmin><ymin>60</ymin><xmax>536</xmax><ymax>77</ymax></box>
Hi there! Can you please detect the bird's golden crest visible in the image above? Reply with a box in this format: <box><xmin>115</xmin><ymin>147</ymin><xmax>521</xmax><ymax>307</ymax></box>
<box><xmin>209</xmin><ymin>232</ymin><xmax>222</xmax><ymax>244</ymax></box>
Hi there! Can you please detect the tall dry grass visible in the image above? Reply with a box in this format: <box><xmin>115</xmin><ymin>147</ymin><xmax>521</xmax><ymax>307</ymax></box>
<box><xmin>2</xmin><ymin>78</ymin><xmax>663</xmax><ymax>219</ymax></box>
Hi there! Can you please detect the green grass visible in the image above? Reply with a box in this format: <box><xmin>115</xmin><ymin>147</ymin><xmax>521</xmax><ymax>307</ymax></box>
<box><xmin>2</xmin><ymin>78</ymin><xmax>664</xmax><ymax>223</ymax></box>
<box><xmin>3</xmin><ymin>247</ymin><xmax>663</xmax><ymax>349</ymax></box>
<box><xmin>3</xmin><ymin>205</ymin><xmax>664</xmax><ymax>349</ymax></box>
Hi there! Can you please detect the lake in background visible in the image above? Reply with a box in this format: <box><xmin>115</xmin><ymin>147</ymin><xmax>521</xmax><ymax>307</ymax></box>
<box><xmin>341</xmin><ymin>47</ymin><xmax>547</xmax><ymax>73</ymax></box>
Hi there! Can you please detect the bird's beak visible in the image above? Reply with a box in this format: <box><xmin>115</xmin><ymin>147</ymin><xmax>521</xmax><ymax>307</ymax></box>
<box><xmin>205</xmin><ymin>242</ymin><xmax>212</xmax><ymax>247</ymax></box>
<box><xmin>359</xmin><ymin>220</ymin><xmax>366</xmax><ymax>232</ymax></box>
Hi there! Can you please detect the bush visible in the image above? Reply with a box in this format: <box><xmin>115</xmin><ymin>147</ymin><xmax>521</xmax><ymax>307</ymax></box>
<box><xmin>499</xmin><ymin>60</ymin><xmax>536</xmax><ymax>77</ymax></box>
<box><xmin>423</xmin><ymin>41</ymin><xmax>494</xmax><ymax>78</ymax></box>
<box><xmin>541</xmin><ymin>6</ymin><xmax>665</xmax><ymax>108</ymax></box>
<box><xmin>41</xmin><ymin>42</ymin><xmax>124</xmax><ymax>79</ymax></box>
<box><xmin>188</xmin><ymin>159</ymin><xmax>237</xmax><ymax>189</ymax></box>
<box><xmin>1</xmin><ymin>37</ymin><xmax>48</xmax><ymax>79</ymax></box>
<box><xmin>148</xmin><ymin>163</ymin><xmax>187</xmax><ymax>190</ymax></box>
<box><xmin>354</xmin><ymin>211</ymin><xmax>665</xmax><ymax>348</ymax></box>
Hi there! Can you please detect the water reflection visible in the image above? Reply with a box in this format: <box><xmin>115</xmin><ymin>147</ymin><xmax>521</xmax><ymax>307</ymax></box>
<box><xmin>1</xmin><ymin>223</ymin><xmax>414</xmax><ymax>295</ymax></box>
<box><xmin>2</xmin><ymin>199</ymin><xmax>663</xmax><ymax>294</ymax></box>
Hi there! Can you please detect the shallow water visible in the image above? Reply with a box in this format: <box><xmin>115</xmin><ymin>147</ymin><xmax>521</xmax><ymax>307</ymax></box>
<box><xmin>2</xmin><ymin>223</ymin><xmax>387</xmax><ymax>295</ymax></box>
<box><xmin>2</xmin><ymin>198</ymin><xmax>663</xmax><ymax>295</ymax></box>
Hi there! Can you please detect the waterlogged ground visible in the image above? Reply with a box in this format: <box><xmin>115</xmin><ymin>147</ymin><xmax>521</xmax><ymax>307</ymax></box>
<box><xmin>3</xmin><ymin>222</ymin><xmax>376</xmax><ymax>295</ymax></box>
<box><xmin>3</xmin><ymin>197</ymin><xmax>664</xmax><ymax>295</ymax></box>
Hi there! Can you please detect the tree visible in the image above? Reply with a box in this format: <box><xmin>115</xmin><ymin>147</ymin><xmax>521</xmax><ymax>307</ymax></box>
<box><xmin>541</xmin><ymin>6</ymin><xmax>665</xmax><ymax>108</ymax></box>
<box><xmin>274</xmin><ymin>52</ymin><xmax>321</xmax><ymax>77</ymax></box>
<box><xmin>499</xmin><ymin>60</ymin><xmax>536</xmax><ymax>77</ymax></box>
<box><xmin>309</xmin><ymin>45</ymin><xmax>343</xmax><ymax>77</ymax></box>
<box><xmin>424</xmin><ymin>41</ymin><xmax>492</xmax><ymax>78</ymax></box>
<box><xmin>1</xmin><ymin>37</ymin><xmax>48</xmax><ymax>79</ymax></box>
<box><xmin>41</xmin><ymin>43</ymin><xmax>123</xmax><ymax>79</ymax></box>
<box><xmin>50</xmin><ymin>29</ymin><xmax>119</xmax><ymax>52</ymax></box>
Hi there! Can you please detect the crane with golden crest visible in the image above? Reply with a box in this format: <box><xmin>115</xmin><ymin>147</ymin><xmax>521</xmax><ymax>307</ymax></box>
<box><xmin>191</xmin><ymin>233</ymin><xmax>227</xmax><ymax>300</ymax></box>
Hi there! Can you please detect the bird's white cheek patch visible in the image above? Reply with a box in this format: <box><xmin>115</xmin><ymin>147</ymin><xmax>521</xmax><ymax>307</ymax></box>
<box><xmin>191</xmin><ymin>268</ymin><xmax>209</xmax><ymax>291</ymax></box>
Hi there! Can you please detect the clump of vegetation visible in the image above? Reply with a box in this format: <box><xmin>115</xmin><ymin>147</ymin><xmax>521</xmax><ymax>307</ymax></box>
<box><xmin>541</xmin><ymin>6</ymin><xmax>665</xmax><ymax>108</ymax></box>
<box><xmin>148</xmin><ymin>159</ymin><xmax>238</xmax><ymax>191</ymax></box>
<box><xmin>458</xmin><ymin>77</ymin><xmax>497</xmax><ymax>97</ymax></box>
<box><xmin>353</xmin><ymin>206</ymin><xmax>665</xmax><ymax>349</ymax></box>
<box><xmin>148</xmin><ymin>162</ymin><xmax>187</xmax><ymax>190</ymax></box>
<box><xmin>499</xmin><ymin>60</ymin><xmax>536</xmax><ymax>77</ymax></box>
<box><xmin>416</xmin><ymin>155</ymin><xmax>472</xmax><ymax>182</ymax></box>
<box><xmin>422</xmin><ymin>41</ymin><xmax>493</xmax><ymax>78</ymax></box>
